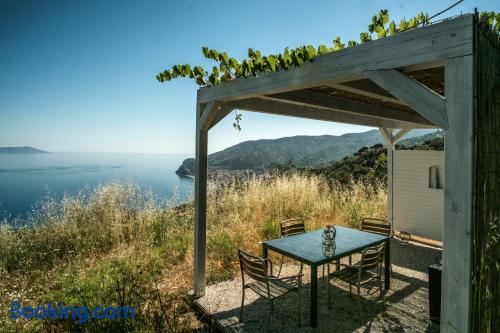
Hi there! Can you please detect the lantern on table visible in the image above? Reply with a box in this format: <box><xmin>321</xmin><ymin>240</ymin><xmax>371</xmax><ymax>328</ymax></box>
<box><xmin>322</xmin><ymin>225</ymin><xmax>336</xmax><ymax>257</ymax></box>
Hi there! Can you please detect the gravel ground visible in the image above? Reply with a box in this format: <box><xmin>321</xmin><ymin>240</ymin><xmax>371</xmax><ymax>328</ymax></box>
<box><xmin>196</xmin><ymin>240</ymin><xmax>442</xmax><ymax>332</ymax></box>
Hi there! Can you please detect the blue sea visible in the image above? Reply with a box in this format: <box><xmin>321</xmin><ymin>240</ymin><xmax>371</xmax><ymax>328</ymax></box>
<box><xmin>0</xmin><ymin>153</ymin><xmax>194</xmax><ymax>220</ymax></box>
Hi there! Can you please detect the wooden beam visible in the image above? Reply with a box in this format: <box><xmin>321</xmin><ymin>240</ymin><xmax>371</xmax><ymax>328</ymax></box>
<box><xmin>269</xmin><ymin>90</ymin><xmax>434</xmax><ymax>127</ymax></box>
<box><xmin>328</xmin><ymin>82</ymin><xmax>406</xmax><ymax>106</ymax></box>
<box><xmin>208</xmin><ymin>105</ymin><xmax>234</xmax><ymax>130</ymax></box>
<box><xmin>198</xmin><ymin>15</ymin><xmax>473</xmax><ymax>103</ymax></box>
<box><xmin>379</xmin><ymin>127</ymin><xmax>393</xmax><ymax>144</ymax></box>
<box><xmin>441</xmin><ymin>55</ymin><xmax>473</xmax><ymax>333</ymax></box>
<box><xmin>198</xmin><ymin>101</ymin><xmax>217</xmax><ymax>131</ymax></box>
<box><xmin>227</xmin><ymin>97</ymin><xmax>422</xmax><ymax>129</ymax></box>
<box><xmin>392</xmin><ymin>128</ymin><xmax>412</xmax><ymax>143</ymax></box>
<box><xmin>194</xmin><ymin>103</ymin><xmax>208</xmax><ymax>297</ymax></box>
<box><xmin>364</xmin><ymin>69</ymin><xmax>448</xmax><ymax>129</ymax></box>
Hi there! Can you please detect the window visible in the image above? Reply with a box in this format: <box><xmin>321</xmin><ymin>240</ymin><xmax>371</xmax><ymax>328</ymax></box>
<box><xmin>429</xmin><ymin>165</ymin><xmax>442</xmax><ymax>189</ymax></box>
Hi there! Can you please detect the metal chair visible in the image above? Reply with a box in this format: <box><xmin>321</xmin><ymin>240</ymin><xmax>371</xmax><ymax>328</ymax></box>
<box><xmin>347</xmin><ymin>217</ymin><xmax>392</xmax><ymax>266</ymax></box>
<box><xmin>276</xmin><ymin>218</ymin><xmax>305</xmax><ymax>277</ymax></box>
<box><xmin>277</xmin><ymin>218</ymin><xmax>330</xmax><ymax>279</ymax></box>
<box><xmin>238</xmin><ymin>249</ymin><xmax>302</xmax><ymax>331</ymax></box>
<box><xmin>361</xmin><ymin>218</ymin><xmax>392</xmax><ymax>237</ymax></box>
<box><xmin>327</xmin><ymin>243</ymin><xmax>385</xmax><ymax>310</ymax></box>
<box><xmin>361</xmin><ymin>217</ymin><xmax>392</xmax><ymax>273</ymax></box>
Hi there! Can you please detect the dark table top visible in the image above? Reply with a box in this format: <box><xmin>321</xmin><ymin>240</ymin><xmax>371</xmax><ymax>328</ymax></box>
<box><xmin>262</xmin><ymin>226</ymin><xmax>388</xmax><ymax>266</ymax></box>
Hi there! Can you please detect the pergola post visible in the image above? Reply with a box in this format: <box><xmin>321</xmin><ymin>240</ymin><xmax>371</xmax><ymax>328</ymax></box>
<box><xmin>441</xmin><ymin>55</ymin><xmax>473</xmax><ymax>332</ymax></box>
<box><xmin>379</xmin><ymin>128</ymin><xmax>395</xmax><ymax>225</ymax></box>
<box><xmin>379</xmin><ymin>128</ymin><xmax>411</xmax><ymax>228</ymax></box>
<box><xmin>194</xmin><ymin>102</ymin><xmax>208</xmax><ymax>297</ymax></box>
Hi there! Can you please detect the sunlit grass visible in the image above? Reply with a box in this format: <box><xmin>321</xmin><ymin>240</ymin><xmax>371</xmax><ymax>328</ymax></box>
<box><xmin>0</xmin><ymin>173</ymin><xmax>386</xmax><ymax>332</ymax></box>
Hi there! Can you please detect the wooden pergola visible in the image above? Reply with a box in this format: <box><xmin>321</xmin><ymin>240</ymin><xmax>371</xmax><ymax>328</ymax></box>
<box><xmin>191</xmin><ymin>14</ymin><xmax>499</xmax><ymax>332</ymax></box>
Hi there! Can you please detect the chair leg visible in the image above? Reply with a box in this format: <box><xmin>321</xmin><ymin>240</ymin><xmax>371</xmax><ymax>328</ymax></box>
<box><xmin>270</xmin><ymin>299</ymin><xmax>274</xmax><ymax>311</ymax></box>
<box><xmin>357</xmin><ymin>285</ymin><xmax>361</xmax><ymax>317</ymax></box>
<box><xmin>297</xmin><ymin>288</ymin><xmax>301</xmax><ymax>328</ymax></box>
<box><xmin>240</xmin><ymin>289</ymin><xmax>245</xmax><ymax>322</ymax></box>
<box><xmin>266</xmin><ymin>301</ymin><xmax>272</xmax><ymax>332</ymax></box>
<box><xmin>327</xmin><ymin>264</ymin><xmax>331</xmax><ymax>310</ymax></box>
<box><xmin>277</xmin><ymin>255</ymin><xmax>284</xmax><ymax>277</ymax></box>
<box><xmin>349</xmin><ymin>283</ymin><xmax>352</xmax><ymax>296</ymax></box>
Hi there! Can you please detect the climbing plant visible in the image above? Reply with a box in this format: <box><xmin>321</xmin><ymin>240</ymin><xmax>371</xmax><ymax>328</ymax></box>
<box><xmin>156</xmin><ymin>10</ymin><xmax>433</xmax><ymax>86</ymax></box>
<box><xmin>156</xmin><ymin>10</ymin><xmax>499</xmax><ymax>87</ymax></box>
<box><xmin>156</xmin><ymin>9</ymin><xmax>499</xmax><ymax>130</ymax></box>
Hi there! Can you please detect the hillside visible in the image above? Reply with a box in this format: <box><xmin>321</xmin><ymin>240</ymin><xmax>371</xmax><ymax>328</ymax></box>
<box><xmin>308</xmin><ymin>133</ymin><xmax>444</xmax><ymax>184</ymax></box>
<box><xmin>176</xmin><ymin>129</ymin><xmax>440</xmax><ymax>176</ymax></box>
<box><xmin>0</xmin><ymin>146</ymin><xmax>49</xmax><ymax>154</ymax></box>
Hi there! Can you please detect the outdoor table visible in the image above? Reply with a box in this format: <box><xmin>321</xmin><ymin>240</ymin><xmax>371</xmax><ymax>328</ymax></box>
<box><xmin>262</xmin><ymin>225</ymin><xmax>390</xmax><ymax>328</ymax></box>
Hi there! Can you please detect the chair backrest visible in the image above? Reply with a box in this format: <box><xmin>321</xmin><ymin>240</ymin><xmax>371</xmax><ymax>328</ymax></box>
<box><xmin>280</xmin><ymin>218</ymin><xmax>305</xmax><ymax>237</ymax></box>
<box><xmin>361</xmin><ymin>218</ymin><xmax>391</xmax><ymax>237</ymax></box>
<box><xmin>238</xmin><ymin>249</ymin><xmax>268</xmax><ymax>283</ymax></box>
<box><xmin>359</xmin><ymin>243</ymin><xmax>385</xmax><ymax>274</ymax></box>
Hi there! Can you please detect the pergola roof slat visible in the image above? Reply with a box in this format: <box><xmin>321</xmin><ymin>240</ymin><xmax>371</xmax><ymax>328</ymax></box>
<box><xmin>226</xmin><ymin>96</ymin><xmax>430</xmax><ymax>129</ymax></box>
<box><xmin>268</xmin><ymin>90</ymin><xmax>434</xmax><ymax>127</ymax></box>
<box><xmin>197</xmin><ymin>14</ymin><xmax>473</xmax><ymax>104</ymax></box>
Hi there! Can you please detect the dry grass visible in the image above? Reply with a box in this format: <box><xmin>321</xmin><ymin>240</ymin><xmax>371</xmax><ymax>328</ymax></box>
<box><xmin>206</xmin><ymin>174</ymin><xmax>386</xmax><ymax>268</ymax></box>
<box><xmin>0</xmin><ymin>173</ymin><xmax>386</xmax><ymax>332</ymax></box>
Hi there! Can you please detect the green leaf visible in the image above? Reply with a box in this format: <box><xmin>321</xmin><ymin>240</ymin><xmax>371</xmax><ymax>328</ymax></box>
<box><xmin>381</xmin><ymin>10</ymin><xmax>389</xmax><ymax>24</ymax></box>
<box><xmin>266</xmin><ymin>55</ymin><xmax>277</xmax><ymax>71</ymax></box>
<box><xmin>360</xmin><ymin>32</ymin><xmax>372</xmax><ymax>43</ymax></box>
<box><xmin>332</xmin><ymin>37</ymin><xmax>345</xmax><ymax>50</ymax></box>
<box><xmin>220</xmin><ymin>52</ymin><xmax>228</xmax><ymax>63</ymax></box>
<box><xmin>389</xmin><ymin>21</ymin><xmax>397</xmax><ymax>35</ymax></box>
<box><xmin>202</xmin><ymin>46</ymin><xmax>209</xmax><ymax>57</ymax></box>
<box><xmin>248</xmin><ymin>48</ymin><xmax>255</xmax><ymax>58</ymax></box>
<box><xmin>399</xmin><ymin>19</ymin><xmax>407</xmax><ymax>31</ymax></box>
<box><xmin>317</xmin><ymin>44</ymin><xmax>329</xmax><ymax>54</ymax></box>
<box><xmin>375</xmin><ymin>26</ymin><xmax>386</xmax><ymax>38</ymax></box>
<box><xmin>306</xmin><ymin>45</ymin><xmax>317</xmax><ymax>59</ymax></box>
<box><xmin>193</xmin><ymin>66</ymin><xmax>205</xmax><ymax>77</ymax></box>
<box><xmin>195</xmin><ymin>76</ymin><xmax>206</xmax><ymax>86</ymax></box>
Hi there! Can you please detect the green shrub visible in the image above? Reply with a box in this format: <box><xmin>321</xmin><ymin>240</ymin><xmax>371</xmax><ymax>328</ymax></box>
<box><xmin>208</xmin><ymin>232</ymin><xmax>237</xmax><ymax>266</ymax></box>
<box><xmin>262</xmin><ymin>217</ymin><xmax>280</xmax><ymax>240</ymax></box>
<box><xmin>157</xmin><ymin>231</ymin><xmax>192</xmax><ymax>265</ymax></box>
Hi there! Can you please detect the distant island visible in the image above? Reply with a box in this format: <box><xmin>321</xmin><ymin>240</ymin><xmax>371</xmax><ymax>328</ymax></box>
<box><xmin>176</xmin><ymin>129</ymin><xmax>442</xmax><ymax>177</ymax></box>
<box><xmin>0</xmin><ymin>146</ymin><xmax>50</xmax><ymax>154</ymax></box>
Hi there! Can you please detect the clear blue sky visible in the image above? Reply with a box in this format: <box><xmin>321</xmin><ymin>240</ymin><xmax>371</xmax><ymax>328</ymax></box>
<box><xmin>1</xmin><ymin>0</ymin><xmax>498</xmax><ymax>154</ymax></box>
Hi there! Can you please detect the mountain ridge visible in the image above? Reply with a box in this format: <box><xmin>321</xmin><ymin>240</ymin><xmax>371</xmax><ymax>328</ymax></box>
<box><xmin>176</xmin><ymin>129</ymin><xmax>440</xmax><ymax>177</ymax></box>
<box><xmin>0</xmin><ymin>146</ymin><xmax>49</xmax><ymax>154</ymax></box>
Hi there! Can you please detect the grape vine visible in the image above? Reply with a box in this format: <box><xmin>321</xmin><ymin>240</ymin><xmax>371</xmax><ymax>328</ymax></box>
<box><xmin>157</xmin><ymin>9</ymin><xmax>499</xmax><ymax>130</ymax></box>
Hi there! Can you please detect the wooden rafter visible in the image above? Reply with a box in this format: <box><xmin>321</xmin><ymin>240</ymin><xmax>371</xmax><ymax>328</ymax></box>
<box><xmin>226</xmin><ymin>97</ymin><xmax>424</xmax><ymax>129</ymax></box>
<box><xmin>268</xmin><ymin>90</ymin><xmax>433</xmax><ymax>126</ymax></box>
<box><xmin>364</xmin><ymin>69</ymin><xmax>448</xmax><ymax>129</ymax></box>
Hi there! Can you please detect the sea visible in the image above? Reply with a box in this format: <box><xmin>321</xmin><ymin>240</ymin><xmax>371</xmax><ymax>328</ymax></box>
<box><xmin>0</xmin><ymin>153</ymin><xmax>194</xmax><ymax>221</ymax></box>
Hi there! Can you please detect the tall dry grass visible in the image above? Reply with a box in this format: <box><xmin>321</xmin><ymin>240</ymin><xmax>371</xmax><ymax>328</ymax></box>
<box><xmin>0</xmin><ymin>173</ymin><xmax>386</xmax><ymax>332</ymax></box>
<box><xmin>204</xmin><ymin>173</ymin><xmax>386</xmax><ymax>281</ymax></box>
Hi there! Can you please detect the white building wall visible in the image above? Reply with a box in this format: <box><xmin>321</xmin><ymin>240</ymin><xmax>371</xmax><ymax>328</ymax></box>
<box><xmin>393</xmin><ymin>150</ymin><xmax>444</xmax><ymax>241</ymax></box>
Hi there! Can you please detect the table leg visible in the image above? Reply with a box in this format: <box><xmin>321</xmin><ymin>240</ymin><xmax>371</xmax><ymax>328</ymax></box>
<box><xmin>384</xmin><ymin>239</ymin><xmax>391</xmax><ymax>290</ymax></box>
<box><xmin>262</xmin><ymin>246</ymin><xmax>269</xmax><ymax>274</ymax></box>
<box><xmin>310</xmin><ymin>265</ymin><xmax>318</xmax><ymax>327</ymax></box>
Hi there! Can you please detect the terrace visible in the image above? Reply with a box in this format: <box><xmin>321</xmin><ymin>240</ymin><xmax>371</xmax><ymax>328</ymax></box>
<box><xmin>188</xmin><ymin>12</ymin><xmax>499</xmax><ymax>332</ymax></box>
<box><xmin>195</xmin><ymin>239</ymin><xmax>442</xmax><ymax>332</ymax></box>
